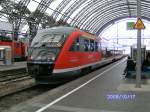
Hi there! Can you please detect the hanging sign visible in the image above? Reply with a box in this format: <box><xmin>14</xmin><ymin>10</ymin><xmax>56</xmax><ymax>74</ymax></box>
<box><xmin>134</xmin><ymin>18</ymin><xmax>145</xmax><ymax>29</ymax></box>
<box><xmin>127</xmin><ymin>22</ymin><xmax>135</xmax><ymax>30</ymax></box>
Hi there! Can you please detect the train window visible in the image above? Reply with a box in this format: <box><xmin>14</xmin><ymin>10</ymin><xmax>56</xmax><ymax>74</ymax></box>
<box><xmin>90</xmin><ymin>40</ymin><xmax>94</xmax><ymax>52</ymax></box>
<box><xmin>70</xmin><ymin>36</ymin><xmax>99</xmax><ymax>52</ymax></box>
<box><xmin>95</xmin><ymin>42</ymin><xmax>98</xmax><ymax>51</ymax></box>
<box><xmin>106</xmin><ymin>50</ymin><xmax>112</xmax><ymax>57</ymax></box>
<box><xmin>79</xmin><ymin>37</ymin><xmax>85</xmax><ymax>52</ymax></box>
<box><xmin>84</xmin><ymin>39</ymin><xmax>89</xmax><ymax>51</ymax></box>
<box><xmin>70</xmin><ymin>44</ymin><xmax>75</xmax><ymax>51</ymax></box>
<box><xmin>70</xmin><ymin>38</ymin><xmax>80</xmax><ymax>51</ymax></box>
<box><xmin>76</xmin><ymin>38</ymin><xmax>80</xmax><ymax>51</ymax></box>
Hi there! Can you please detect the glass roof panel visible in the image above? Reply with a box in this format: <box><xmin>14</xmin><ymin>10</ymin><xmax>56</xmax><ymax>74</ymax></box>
<box><xmin>0</xmin><ymin>16</ymin><xmax>8</xmax><ymax>22</ymax></box>
<box><xmin>27</xmin><ymin>0</ymin><xmax>39</xmax><ymax>12</ymax></box>
<box><xmin>10</xmin><ymin>0</ymin><xmax>21</xmax><ymax>4</ymax></box>
<box><xmin>34</xmin><ymin>0</ymin><xmax>42</xmax><ymax>3</ymax></box>
<box><xmin>45</xmin><ymin>8</ymin><xmax>53</xmax><ymax>16</ymax></box>
<box><xmin>56</xmin><ymin>0</ymin><xmax>75</xmax><ymax>21</ymax></box>
<box><xmin>67</xmin><ymin>2</ymin><xmax>89</xmax><ymax>24</ymax></box>
<box><xmin>0</xmin><ymin>6</ymin><xmax>2</xmax><ymax>11</ymax></box>
<box><xmin>45</xmin><ymin>0</ymin><xmax>62</xmax><ymax>16</ymax></box>
<box><xmin>49</xmin><ymin>0</ymin><xmax>62</xmax><ymax>12</ymax></box>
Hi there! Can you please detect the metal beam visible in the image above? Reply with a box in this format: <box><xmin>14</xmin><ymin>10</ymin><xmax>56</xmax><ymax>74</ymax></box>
<box><xmin>59</xmin><ymin>0</ymin><xmax>81</xmax><ymax>21</ymax></box>
<box><xmin>72</xmin><ymin>0</ymin><xmax>109</xmax><ymax>26</ymax></box>
<box><xmin>70</xmin><ymin>0</ymin><xmax>108</xmax><ymax>25</ymax></box>
<box><xmin>62</xmin><ymin>0</ymin><xmax>88</xmax><ymax>22</ymax></box>
<box><xmin>126</xmin><ymin>0</ymin><xmax>131</xmax><ymax>16</ymax></box>
<box><xmin>51</xmin><ymin>0</ymin><xmax>71</xmax><ymax>19</ymax></box>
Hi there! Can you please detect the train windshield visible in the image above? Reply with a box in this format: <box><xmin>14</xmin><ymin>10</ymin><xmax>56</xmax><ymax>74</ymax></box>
<box><xmin>31</xmin><ymin>33</ymin><xmax>67</xmax><ymax>48</ymax></box>
<box><xmin>29</xmin><ymin>33</ymin><xmax>68</xmax><ymax>61</ymax></box>
<box><xmin>28</xmin><ymin>47</ymin><xmax>60</xmax><ymax>61</ymax></box>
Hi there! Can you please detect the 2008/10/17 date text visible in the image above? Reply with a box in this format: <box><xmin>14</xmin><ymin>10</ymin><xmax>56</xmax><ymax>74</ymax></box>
<box><xmin>106</xmin><ymin>94</ymin><xmax>136</xmax><ymax>100</ymax></box>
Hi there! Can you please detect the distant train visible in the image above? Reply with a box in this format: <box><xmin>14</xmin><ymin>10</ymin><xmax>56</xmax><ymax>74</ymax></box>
<box><xmin>0</xmin><ymin>35</ymin><xmax>27</xmax><ymax>61</ymax></box>
<box><xmin>27</xmin><ymin>26</ymin><xmax>123</xmax><ymax>84</ymax></box>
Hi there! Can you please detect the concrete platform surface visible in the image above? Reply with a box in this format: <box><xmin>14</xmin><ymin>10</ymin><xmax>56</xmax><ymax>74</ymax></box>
<box><xmin>0</xmin><ymin>61</ymin><xmax>26</xmax><ymax>72</ymax></box>
<box><xmin>7</xmin><ymin>58</ymin><xmax>150</xmax><ymax>112</ymax></box>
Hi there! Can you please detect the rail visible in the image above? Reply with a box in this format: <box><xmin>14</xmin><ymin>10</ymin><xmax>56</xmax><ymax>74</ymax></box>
<box><xmin>0</xmin><ymin>68</ymin><xmax>30</xmax><ymax>84</ymax></box>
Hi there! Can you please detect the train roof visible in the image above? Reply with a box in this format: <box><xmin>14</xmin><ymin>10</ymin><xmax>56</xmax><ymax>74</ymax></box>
<box><xmin>37</xmin><ymin>26</ymin><xmax>76</xmax><ymax>35</ymax></box>
<box><xmin>31</xmin><ymin>26</ymin><xmax>77</xmax><ymax>46</ymax></box>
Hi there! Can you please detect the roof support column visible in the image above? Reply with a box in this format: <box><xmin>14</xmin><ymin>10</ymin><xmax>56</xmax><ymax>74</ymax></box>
<box><xmin>136</xmin><ymin>0</ymin><xmax>141</xmax><ymax>88</ymax></box>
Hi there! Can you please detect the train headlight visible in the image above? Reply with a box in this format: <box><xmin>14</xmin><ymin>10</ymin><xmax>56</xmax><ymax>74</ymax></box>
<box><xmin>52</xmin><ymin>56</ymin><xmax>55</xmax><ymax>61</ymax></box>
<box><xmin>27</xmin><ymin>56</ymin><xmax>32</xmax><ymax>60</ymax></box>
<box><xmin>30</xmin><ymin>56</ymin><xmax>34</xmax><ymax>60</ymax></box>
<box><xmin>37</xmin><ymin>56</ymin><xmax>42</xmax><ymax>60</ymax></box>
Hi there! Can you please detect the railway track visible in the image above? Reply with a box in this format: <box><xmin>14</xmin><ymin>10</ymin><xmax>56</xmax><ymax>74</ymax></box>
<box><xmin>0</xmin><ymin>84</ymin><xmax>59</xmax><ymax>111</ymax></box>
<box><xmin>0</xmin><ymin>68</ymin><xmax>30</xmax><ymax>84</ymax></box>
<box><xmin>0</xmin><ymin>68</ymin><xmax>35</xmax><ymax>98</ymax></box>
<box><xmin>0</xmin><ymin>59</ymin><xmax>125</xmax><ymax>111</ymax></box>
<box><xmin>1</xmin><ymin>85</ymin><xmax>62</xmax><ymax>112</ymax></box>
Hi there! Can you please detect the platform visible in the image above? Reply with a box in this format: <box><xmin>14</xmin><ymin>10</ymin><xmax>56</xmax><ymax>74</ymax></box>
<box><xmin>0</xmin><ymin>61</ymin><xmax>27</xmax><ymax>72</ymax></box>
<box><xmin>7</xmin><ymin>58</ymin><xmax>150</xmax><ymax>112</ymax></box>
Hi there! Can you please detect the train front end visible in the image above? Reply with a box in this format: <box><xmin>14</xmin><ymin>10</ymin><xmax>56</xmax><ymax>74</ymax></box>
<box><xmin>27</xmin><ymin>27</ymin><xmax>72</xmax><ymax>84</ymax></box>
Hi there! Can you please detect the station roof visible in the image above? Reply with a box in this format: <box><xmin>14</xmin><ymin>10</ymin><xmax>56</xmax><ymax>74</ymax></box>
<box><xmin>0</xmin><ymin>0</ymin><xmax>150</xmax><ymax>36</ymax></box>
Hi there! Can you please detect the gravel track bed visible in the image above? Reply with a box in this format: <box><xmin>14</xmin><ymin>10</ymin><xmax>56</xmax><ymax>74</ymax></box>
<box><xmin>0</xmin><ymin>84</ymin><xmax>60</xmax><ymax>111</ymax></box>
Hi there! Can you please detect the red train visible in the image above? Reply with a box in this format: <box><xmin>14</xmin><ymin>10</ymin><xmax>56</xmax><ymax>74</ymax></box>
<box><xmin>27</xmin><ymin>26</ymin><xmax>123</xmax><ymax>84</ymax></box>
<box><xmin>0</xmin><ymin>35</ymin><xmax>27</xmax><ymax>61</ymax></box>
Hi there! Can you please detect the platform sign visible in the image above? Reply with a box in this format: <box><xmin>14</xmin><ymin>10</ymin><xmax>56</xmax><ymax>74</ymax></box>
<box><xmin>127</xmin><ymin>22</ymin><xmax>135</xmax><ymax>30</ymax></box>
<box><xmin>134</xmin><ymin>18</ymin><xmax>145</xmax><ymax>29</ymax></box>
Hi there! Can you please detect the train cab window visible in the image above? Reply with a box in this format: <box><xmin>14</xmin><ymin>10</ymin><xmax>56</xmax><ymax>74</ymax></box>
<box><xmin>70</xmin><ymin>38</ymin><xmax>80</xmax><ymax>51</ymax></box>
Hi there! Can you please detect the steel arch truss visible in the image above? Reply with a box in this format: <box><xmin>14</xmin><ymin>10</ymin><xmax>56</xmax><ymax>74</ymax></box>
<box><xmin>1</xmin><ymin>0</ymin><xmax>150</xmax><ymax>36</ymax></box>
<box><xmin>52</xmin><ymin>0</ymin><xmax>150</xmax><ymax>35</ymax></box>
<box><xmin>77</xmin><ymin>1</ymin><xmax>134</xmax><ymax>29</ymax></box>
<box><xmin>70</xmin><ymin>0</ymin><xmax>136</xmax><ymax>33</ymax></box>
<box><xmin>51</xmin><ymin>0</ymin><xmax>71</xmax><ymax>20</ymax></box>
<box><xmin>59</xmin><ymin>0</ymin><xmax>89</xmax><ymax>22</ymax></box>
<box><xmin>80</xmin><ymin>3</ymin><xmax>136</xmax><ymax>32</ymax></box>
